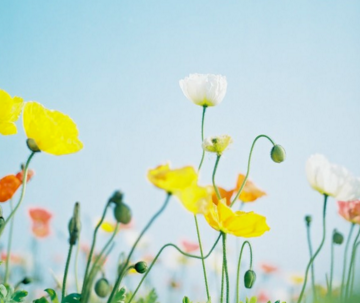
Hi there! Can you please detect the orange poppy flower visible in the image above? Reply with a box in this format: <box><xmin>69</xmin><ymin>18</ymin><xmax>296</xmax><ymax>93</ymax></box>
<box><xmin>211</xmin><ymin>186</ymin><xmax>234</xmax><ymax>206</ymax></box>
<box><xmin>0</xmin><ymin>175</ymin><xmax>22</xmax><ymax>202</ymax></box>
<box><xmin>235</xmin><ymin>174</ymin><xmax>266</xmax><ymax>203</ymax></box>
<box><xmin>16</xmin><ymin>169</ymin><xmax>35</xmax><ymax>183</ymax></box>
<box><xmin>260</xmin><ymin>263</ymin><xmax>278</xmax><ymax>274</ymax></box>
<box><xmin>28</xmin><ymin>208</ymin><xmax>53</xmax><ymax>238</ymax></box>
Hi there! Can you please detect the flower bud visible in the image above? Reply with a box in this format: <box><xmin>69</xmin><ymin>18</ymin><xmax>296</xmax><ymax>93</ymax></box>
<box><xmin>134</xmin><ymin>261</ymin><xmax>147</xmax><ymax>274</ymax></box>
<box><xmin>26</xmin><ymin>138</ymin><xmax>41</xmax><ymax>153</ymax></box>
<box><xmin>305</xmin><ymin>215</ymin><xmax>312</xmax><ymax>226</ymax></box>
<box><xmin>244</xmin><ymin>269</ymin><xmax>256</xmax><ymax>289</ymax></box>
<box><xmin>270</xmin><ymin>145</ymin><xmax>286</xmax><ymax>163</ymax></box>
<box><xmin>0</xmin><ymin>216</ymin><xmax>5</xmax><ymax>232</ymax></box>
<box><xmin>182</xmin><ymin>297</ymin><xmax>191</xmax><ymax>303</ymax></box>
<box><xmin>21</xmin><ymin>277</ymin><xmax>32</xmax><ymax>285</ymax></box>
<box><xmin>68</xmin><ymin>202</ymin><xmax>81</xmax><ymax>245</ymax></box>
<box><xmin>109</xmin><ymin>190</ymin><xmax>124</xmax><ymax>205</ymax></box>
<box><xmin>114</xmin><ymin>202</ymin><xmax>132</xmax><ymax>224</ymax></box>
<box><xmin>333</xmin><ymin>230</ymin><xmax>344</xmax><ymax>245</ymax></box>
<box><xmin>94</xmin><ymin>278</ymin><xmax>110</xmax><ymax>298</ymax></box>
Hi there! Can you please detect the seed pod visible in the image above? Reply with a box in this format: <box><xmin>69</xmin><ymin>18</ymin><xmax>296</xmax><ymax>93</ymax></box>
<box><xmin>333</xmin><ymin>230</ymin><xmax>344</xmax><ymax>245</ymax></box>
<box><xmin>305</xmin><ymin>215</ymin><xmax>312</xmax><ymax>226</ymax></box>
<box><xmin>26</xmin><ymin>138</ymin><xmax>41</xmax><ymax>153</ymax></box>
<box><xmin>94</xmin><ymin>278</ymin><xmax>110</xmax><ymax>298</ymax></box>
<box><xmin>244</xmin><ymin>269</ymin><xmax>256</xmax><ymax>289</ymax></box>
<box><xmin>109</xmin><ymin>190</ymin><xmax>124</xmax><ymax>205</ymax></box>
<box><xmin>114</xmin><ymin>202</ymin><xmax>132</xmax><ymax>224</ymax></box>
<box><xmin>270</xmin><ymin>145</ymin><xmax>286</xmax><ymax>163</ymax></box>
<box><xmin>134</xmin><ymin>261</ymin><xmax>148</xmax><ymax>274</ymax></box>
<box><xmin>68</xmin><ymin>202</ymin><xmax>81</xmax><ymax>245</ymax></box>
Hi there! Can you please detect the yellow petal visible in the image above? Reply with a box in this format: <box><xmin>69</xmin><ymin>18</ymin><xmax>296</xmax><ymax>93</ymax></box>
<box><xmin>174</xmin><ymin>184</ymin><xmax>212</xmax><ymax>214</ymax></box>
<box><xmin>101</xmin><ymin>222</ymin><xmax>116</xmax><ymax>233</ymax></box>
<box><xmin>23</xmin><ymin>102</ymin><xmax>83</xmax><ymax>155</ymax></box>
<box><xmin>0</xmin><ymin>90</ymin><xmax>23</xmax><ymax>135</ymax></box>
<box><xmin>217</xmin><ymin>199</ymin><xmax>234</xmax><ymax>223</ymax></box>
<box><xmin>226</xmin><ymin>211</ymin><xmax>270</xmax><ymax>237</ymax></box>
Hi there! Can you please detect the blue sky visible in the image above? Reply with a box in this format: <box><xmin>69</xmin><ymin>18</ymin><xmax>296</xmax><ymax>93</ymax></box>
<box><xmin>1</xmin><ymin>0</ymin><xmax>360</xmax><ymax>301</ymax></box>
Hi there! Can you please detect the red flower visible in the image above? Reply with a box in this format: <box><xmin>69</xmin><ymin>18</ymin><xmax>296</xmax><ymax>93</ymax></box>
<box><xmin>0</xmin><ymin>175</ymin><xmax>21</xmax><ymax>202</ymax></box>
<box><xmin>28</xmin><ymin>208</ymin><xmax>53</xmax><ymax>238</ymax></box>
<box><xmin>338</xmin><ymin>200</ymin><xmax>360</xmax><ymax>224</ymax></box>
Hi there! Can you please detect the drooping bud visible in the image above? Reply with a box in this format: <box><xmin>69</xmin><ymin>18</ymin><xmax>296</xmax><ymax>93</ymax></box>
<box><xmin>94</xmin><ymin>278</ymin><xmax>110</xmax><ymax>298</ymax></box>
<box><xmin>21</xmin><ymin>277</ymin><xmax>32</xmax><ymax>285</ymax></box>
<box><xmin>134</xmin><ymin>261</ymin><xmax>148</xmax><ymax>274</ymax></box>
<box><xmin>270</xmin><ymin>145</ymin><xmax>286</xmax><ymax>163</ymax></box>
<box><xmin>182</xmin><ymin>297</ymin><xmax>191</xmax><ymax>303</ymax></box>
<box><xmin>68</xmin><ymin>202</ymin><xmax>81</xmax><ymax>245</ymax></box>
<box><xmin>26</xmin><ymin>138</ymin><xmax>41</xmax><ymax>153</ymax></box>
<box><xmin>244</xmin><ymin>269</ymin><xmax>256</xmax><ymax>289</ymax></box>
<box><xmin>109</xmin><ymin>190</ymin><xmax>124</xmax><ymax>205</ymax></box>
<box><xmin>305</xmin><ymin>215</ymin><xmax>312</xmax><ymax>226</ymax></box>
<box><xmin>114</xmin><ymin>202</ymin><xmax>132</xmax><ymax>224</ymax></box>
<box><xmin>333</xmin><ymin>229</ymin><xmax>344</xmax><ymax>245</ymax></box>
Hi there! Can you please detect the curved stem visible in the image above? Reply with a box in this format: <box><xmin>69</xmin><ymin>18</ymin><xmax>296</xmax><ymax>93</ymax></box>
<box><xmin>81</xmin><ymin>202</ymin><xmax>110</xmax><ymax>295</ymax></box>
<box><xmin>128</xmin><ymin>234</ymin><xmax>221</xmax><ymax>303</ymax></box>
<box><xmin>198</xmin><ymin>106</ymin><xmax>207</xmax><ymax>172</ymax></box>
<box><xmin>107</xmin><ymin>194</ymin><xmax>171</xmax><ymax>303</ymax></box>
<box><xmin>194</xmin><ymin>215</ymin><xmax>210</xmax><ymax>301</ymax></box>
<box><xmin>341</xmin><ymin>223</ymin><xmax>355</xmax><ymax>298</ymax></box>
<box><xmin>222</xmin><ymin>233</ymin><xmax>229</xmax><ymax>303</ymax></box>
<box><xmin>297</xmin><ymin>194</ymin><xmax>328</xmax><ymax>303</ymax></box>
<box><xmin>1</xmin><ymin>152</ymin><xmax>35</xmax><ymax>236</ymax></box>
<box><xmin>236</xmin><ymin>241</ymin><xmax>253</xmax><ymax>303</ymax></box>
<box><xmin>212</xmin><ymin>155</ymin><xmax>222</xmax><ymax>200</ymax></box>
<box><xmin>4</xmin><ymin>199</ymin><xmax>14</xmax><ymax>284</ymax></box>
<box><xmin>345</xmin><ymin>226</ymin><xmax>360</xmax><ymax>300</ymax></box>
<box><xmin>231</xmin><ymin>135</ymin><xmax>275</xmax><ymax>206</ymax></box>
<box><xmin>62</xmin><ymin>244</ymin><xmax>74</xmax><ymax>300</ymax></box>
<box><xmin>306</xmin><ymin>221</ymin><xmax>316</xmax><ymax>299</ymax></box>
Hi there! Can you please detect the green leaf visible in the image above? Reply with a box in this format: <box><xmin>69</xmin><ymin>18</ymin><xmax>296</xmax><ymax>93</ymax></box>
<box><xmin>44</xmin><ymin>289</ymin><xmax>59</xmax><ymax>303</ymax></box>
<box><xmin>11</xmin><ymin>290</ymin><xmax>28</xmax><ymax>302</ymax></box>
<box><xmin>62</xmin><ymin>293</ymin><xmax>81</xmax><ymax>303</ymax></box>
<box><xmin>0</xmin><ymin>285</ymin><xmax>7</xmax><ymax>298</ymax></box>
<box><xmin>144</xmin><ymin>289</ymin><xmax>158</xmax><ymax>303</ymax></box>
<box><xmin>112</xmin><ymin>287</ymin><xmax>126</xmax><ymax>303</ymax></box>
<box><xmin>33</xmin><ymin>298</ymin><xmax>50</xmax><ymax>303</ymax></box>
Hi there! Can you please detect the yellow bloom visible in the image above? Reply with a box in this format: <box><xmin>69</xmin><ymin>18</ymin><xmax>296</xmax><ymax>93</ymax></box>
<box><xmin>0</xmin><ymin>89</ymin><xmax>23</xmax><ymax>135</ymax></box>
<box><xmin>204</xmin><ymin>199</ymin><xmax>270</xmax><ymax>237</ymax></box>
<box><xmin>23</xmin><ymin>101</ymin><xmax>83</xmax><ymax>155</ymax></box>
<box><xmin>202</xmin><ymin>135</ymin><xmax>232</xmax><ymax>155</ymax></box>
<box><xmin>147</xmin><ymin>164</ymin><xmax>197</xmax><ymax>193</ymax></box>
<box><xmin>100</xmin><ymin>221</ymin><xmax>117</xmax><ymax>233</ymax></box>
<box><xmin>235</xmin><ymin>174</ymin><xmax>266</xmax><ymax>203</ymax></box>
<box><xmin>174</xmin><ymin>184</ymin><xmax>212</xmax><ymax>214</ymax></box>
<box><xmin>290</xmin><ymin>274</ymin><xmax>304</xmax><ymax>285</ymax></box>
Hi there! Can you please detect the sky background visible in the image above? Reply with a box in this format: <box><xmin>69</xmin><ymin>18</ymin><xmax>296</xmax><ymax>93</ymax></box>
<box><xmin>1</xmin><ymin>1</ymin><xmax>360</xmax><ymax>301</ymax></box>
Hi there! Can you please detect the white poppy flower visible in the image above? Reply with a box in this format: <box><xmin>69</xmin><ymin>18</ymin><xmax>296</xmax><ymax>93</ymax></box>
<box><xmin>202</xmin><ymin>135</ymin><xmax>233</xmax><ymax>155</ymax></box>
<box><xmin>306</xmin><ymin>154</ymin><xmax>360</xmax><ymax>201</ymax></box>
<box><xmin>179</xmin><ymin>73</ymin><xmax>227</xmax><ymax>107</ymax></box>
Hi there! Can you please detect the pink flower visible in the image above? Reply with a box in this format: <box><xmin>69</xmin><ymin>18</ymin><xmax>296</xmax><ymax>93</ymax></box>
<box><xmin>181</xmin><ymin>239</ymin><xmax>199</xmax><ymax>253</ymax></box>
<box><xmin>338</xmin><ymin>200</ymin><xmax>360</xmax><ymax>224</ymax></box>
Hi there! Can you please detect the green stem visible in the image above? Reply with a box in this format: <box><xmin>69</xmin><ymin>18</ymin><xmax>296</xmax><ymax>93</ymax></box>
<box><xmin>236</xmin><ymin>241</ymin><xmax>253</xmax><ymax>303</ymax></box>
<box><xmin>222</xmin><ymin>233</ymin><xmax>230</xmax><ymax>303</ymax></box>
<box><xmin>107</xmin><ymin>194</ymin><xmax>171</xmax><ymax>303</ymax></box>
<box><xmin>62</xmin><ymin>244</ymin><xmax>74</xmax><ymax>300</ymax></box>
<box><xmin>341</xmin><ymin>223</ymin><xmax>355</xmax><ymax>298</ymax></box>
<box><xmin>329</xmin><ymin>234</ymin><xmax>335</xmax><ymax>295</ymax></box>
<box><xmin>74</xmin><ymin>237</ymin><xmax>81</xmax><ymax>293</ymax></box>
<box><xmin>297</xmin><ymin>194</ymin><xmax>328</xmax><ymax>303</ymax></box>
<box><xmin>0</xmin><ymin>152</ymin><xmax>35</xmax><ymax>236</ymax></box>
<box><xmin>305</xmin><ymin>221</ymin><xmax>316</xmax><ymax>300</ymax></box>
<box><xmin>194</xmin><ymin>215</ymin><xmax>210</xmax><ymax>301</ymax></box>
<box><xmin>349</xmin><ymin>241</ymin><xmax>360</xmax><ymax>295</ymax></box>
<box><xmin>220</xmin><ymin>260</ymin><xmax>225</xmax><ymax>303</ymax></box>
<box><xmin>345</xmin><ymin>226</ymin><xmax>360</xmax><ymax>300</ymax></box>
<box><xmin>4</xmin><ymin>199</ymin><xmax>14</xmax><ymax>284</ymax></box>
<box><xmin>212</xmin><ymin>155</ymin><xmax>222</xmax><ymax>200</ymax></box>
<box><xmin>231</xmin><ymin>135</ymin><xmax>275</xmax><ymax>206</ymax></box>
<box><xmin>198</xmin><ymin>106</ymin><xmax>207</xmax><ymax>172</ymax></box>
<box><xmin>128</xmin><ymin>234</ymin><xmax>221</xmax><ymax>303</ymax></box>
<box><xmin>81</xmin><ymin>201</ymin><xmax>110</xmax><ymax>295</ymax></box>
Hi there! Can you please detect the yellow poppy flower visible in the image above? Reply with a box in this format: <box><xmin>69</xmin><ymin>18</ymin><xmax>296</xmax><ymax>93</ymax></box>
<box><xmin>100</xmin><ymin>221</ymin><xmax>117</xmax><ymax>233</ymax></box>
<box><xmin>23</xmin><ymin>101</ymin><xmax>83</xmax><ymax>155</ymax></box>
<box><xmin>204</xmin><ymin>199</ymin><xmax>270</xmax><ymax>237</ymax></box>
<box><xmin>0</xmin><ymin>89</ymin><xmax>23</xmax><ymax>135</ymax></box>
<box><xmin>174</xmin><ymin>184</ymin><xmax>212</xmax><ymax>214</ymax></box>
<box><xmin>147</xmin><ymin>164</ymin><xmax>197</xmax><ymax>193</ymax></box>
<box><xmin>235</xmin><ymin>174</ymin><xmax>266</xmax><ymax>202</ymax></box>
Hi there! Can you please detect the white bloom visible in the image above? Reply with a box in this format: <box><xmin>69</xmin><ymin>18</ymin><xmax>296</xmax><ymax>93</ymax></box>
<box><xmin>179</xmin><ymin>73</ymin><xmax>227</xmax><ymax>107</ymax></box>
<box><xmin>202</xmin><ymin>135</ymin><xmax>233</xmax><ymax>155</ymax></box>
<box><xmin>306</xmin><ymin>154</ymin><xmax>360</xmax><ymax>201</ymax></box>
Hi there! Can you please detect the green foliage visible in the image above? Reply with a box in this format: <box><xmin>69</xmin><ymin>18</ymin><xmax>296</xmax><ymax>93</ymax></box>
<box><xmin>0</xmin><ymin>284</ymin><xmax>28</xmax><ymax>303</ymax></box>
<box><xmin>125</xmin><ymin>289</ymin><xmax>158</xmax><ymax>303</ymax></box>
<box><xmin>181</xmin><ymin>295</ymin><xmax>211</xmax><ymax>303</ymax></box>
<box><xmin>44</xmin><ymin>289</ymin><xmax>59</xmax><ymax>303</ymax></box>
<box><xmin>111</xmin><ymin>287</ymin><xmax>126</xmax><ymax>303</ymax></box>
<box><xmin>239</xmin><ymin>296</ymin><xmax>257</xmax><ymax>303</ymax></box>
<box><xmin>62</xmin><ymin>293</ymin><xmax>81</xmax><ymax>303</ymax></box>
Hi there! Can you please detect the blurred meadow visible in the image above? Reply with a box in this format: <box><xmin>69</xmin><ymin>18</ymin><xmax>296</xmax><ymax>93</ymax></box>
<box><xmin>0</xmin><ymin>1</ymin><xmax>360</xmax><ymax>302</ymax></box>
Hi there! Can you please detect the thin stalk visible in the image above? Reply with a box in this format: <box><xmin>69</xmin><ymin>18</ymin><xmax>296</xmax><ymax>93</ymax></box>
<box><xmin>198</xmin><ymin>106</ymin><xmax>207</xmax><ymax>172</ymax></box>
<box><xmin>212</xmin><ymin>155</ymin><xmax>222</xmax><ymax>199</ymax></box>
<box><xmin>220</xmin><ymin>260</ymin><xmax>225</xmax><ymax>303</ymax></box>
<box><xmin>4</xmin><ymin>199</ymin><xmax>14</xmax><ymax>284</ymax></box>
<box><xmin>349</xmin><ymin>241</ymin><xmax>360</xmax><ymax>295</ymax></box>
<box><xmin>74</xmin><ymin>238</ymin><xmax>81</xmax><ymax>293</ymax></box>
<box><xmin>297</xmin><ymin>194</ymin><xmax>328</xmax><ymax>303</ymax></box>
<box><xmin>236</xmin><ymin>241</ymin><xmax>253</xmax><ymax>303</ymax></box>
<box><xmin>127</xmin><ymin>234</ymin><xmax>221</xmax><ymax>303</ymax></box>
<box><xmin>62</xmin><ymin>244</ymin><xmax>74</xmax><ymax>300</ymax></box>
<box><xmin>329</xmin><ymin>237</ymin><xmax>335</xmax><ymax>295</ymax></box>
<box><xmin>340</xmin><ymin>223</ymin><xmax>355</xmax><ymax>297</ymax></box>
<box><xmin>222</xmin><ymin>233</ymin><xmax>230</xmax><ymax>303</ymax></box>
<box><xmin>0</xmin><ymin>152</ymin><xmax>36</xmax><ymax>236</ymax></box>
<box><xmin>345</xmin><ymin>226</ymin><xmax>360</xmax><ymax>300</ymax></box>
<box><xmin>194</xmin><ymin>215</ymin><xmax>210</xmax><ymax>301</ymax></box>
<box><xmin>107</xmin><ymin>194</ymin><xmax>171</xmax><ymax>303</ymax></box>
<box><xmin>305</xmin><ymin>221</ymin><xmax>316</xmax><ymax>299</ymax></box>
<box><xmin>231</xmin><ymin>135</ymin><xmax>275</xmax><ymax>206</ymax></box>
